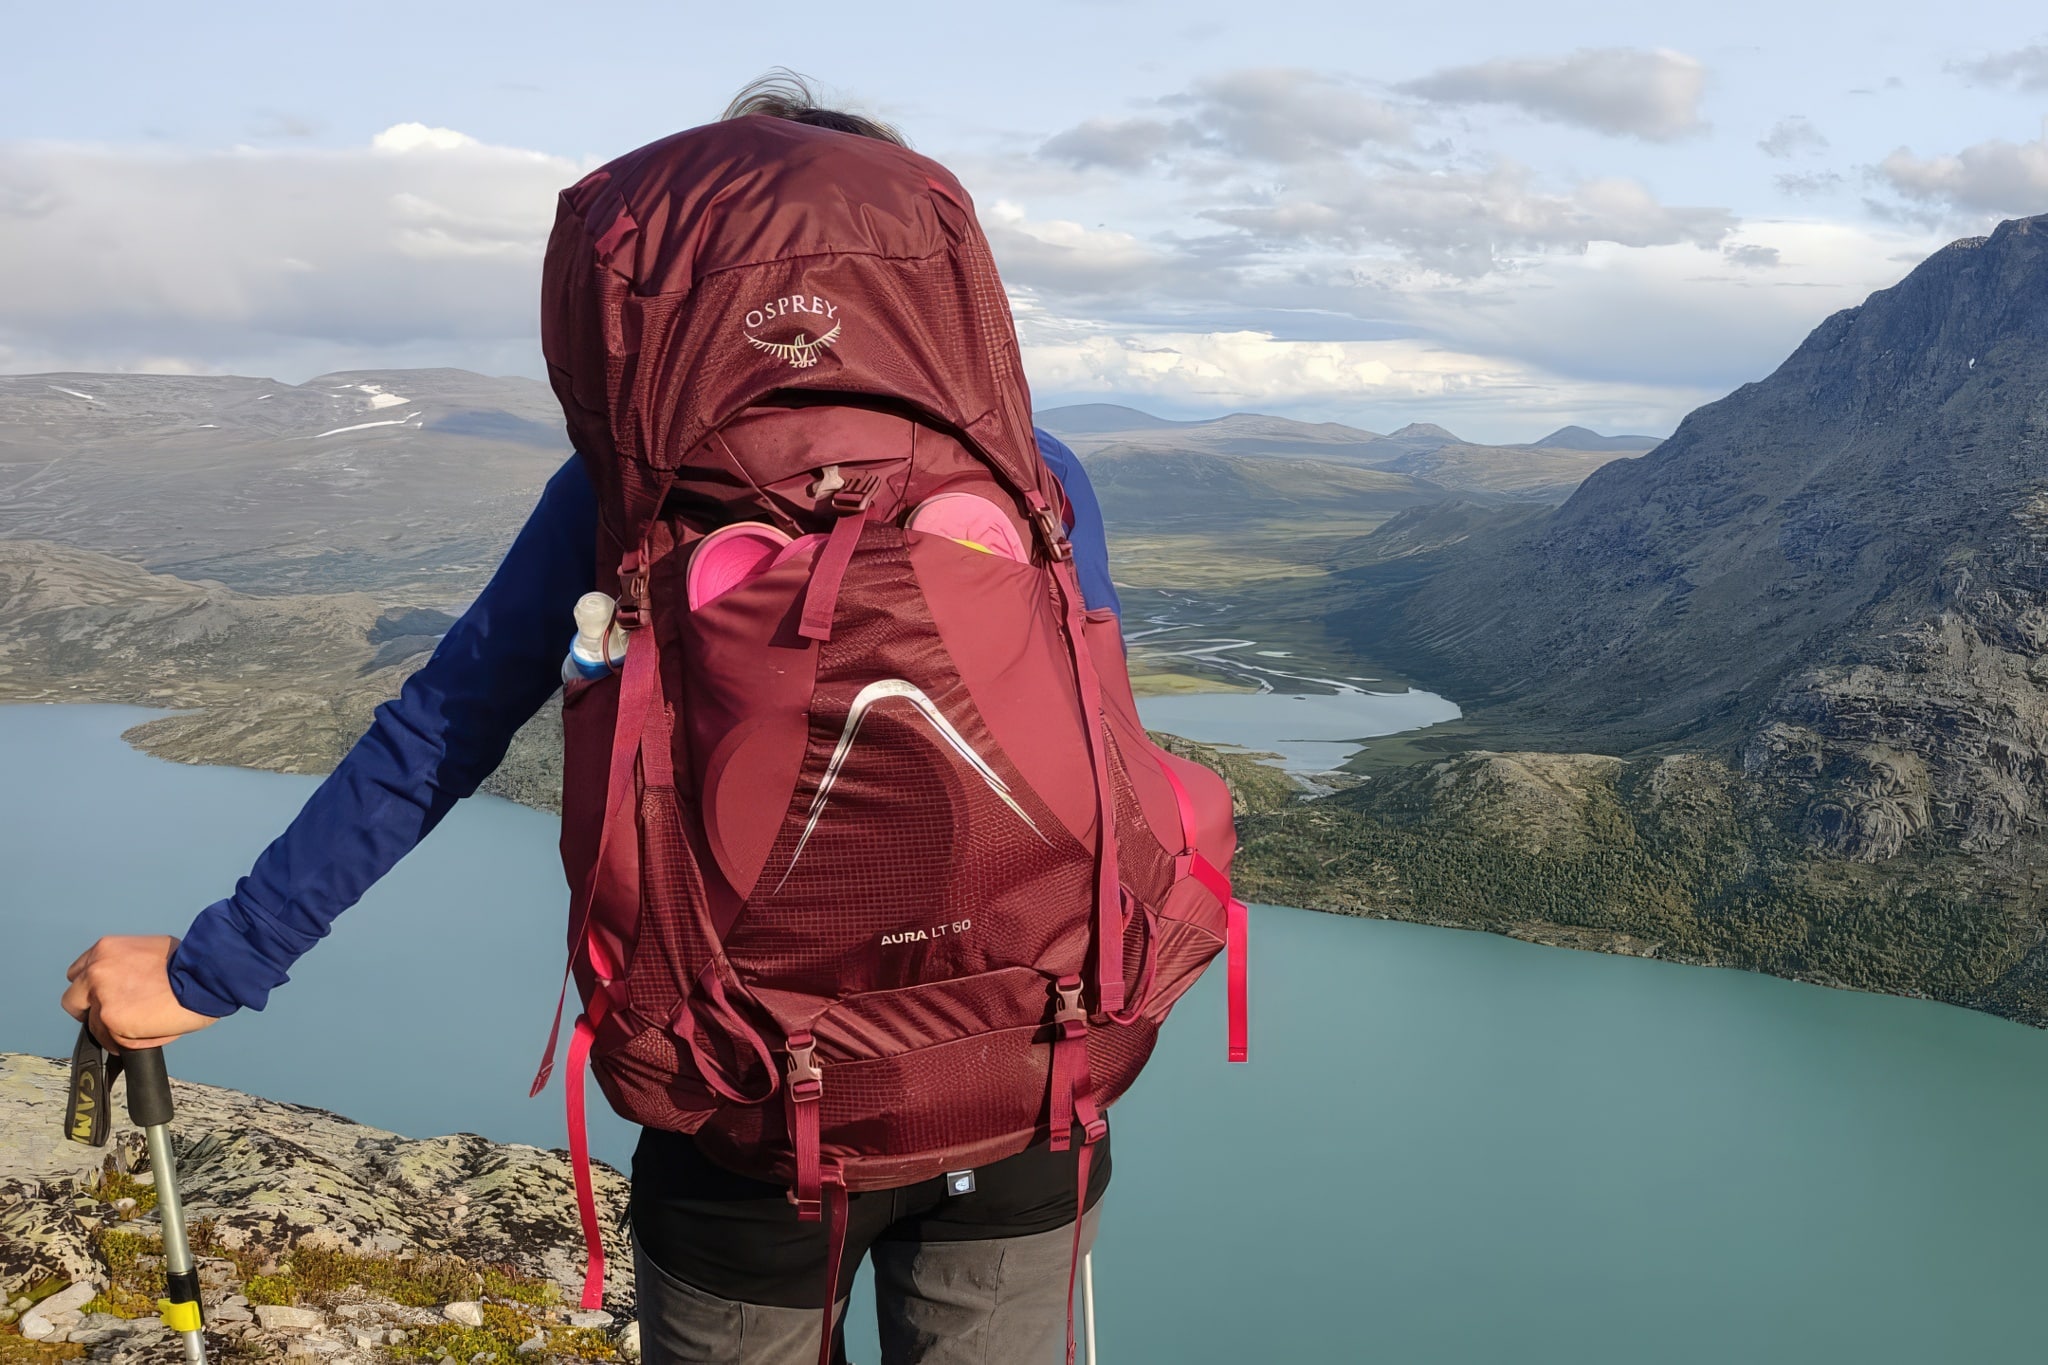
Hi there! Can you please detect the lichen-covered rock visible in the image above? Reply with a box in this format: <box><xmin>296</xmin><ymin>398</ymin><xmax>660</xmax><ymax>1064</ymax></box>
<box><xmin>0</xmin><ymin>1051</ymin><xmax>634</xmax><ymax>1329</ymax></box>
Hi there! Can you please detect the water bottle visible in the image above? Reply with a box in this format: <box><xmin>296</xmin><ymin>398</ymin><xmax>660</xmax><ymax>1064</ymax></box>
<box><xmin>561</xmin><ymin>591</ymin><xmax>628</xmax><ymax>684</ymax></box>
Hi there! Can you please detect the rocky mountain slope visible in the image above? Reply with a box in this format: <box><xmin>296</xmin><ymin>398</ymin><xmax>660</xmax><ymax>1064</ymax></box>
<box><xmin>0</xmin><ymin>1053</ymin><xmax>634</xmax><ymax>1362</ymax></box>
<box><xmin>1237</xmin><ymin>214</ymin><xmax>2048</xmax><ymax>1023</ymax></box>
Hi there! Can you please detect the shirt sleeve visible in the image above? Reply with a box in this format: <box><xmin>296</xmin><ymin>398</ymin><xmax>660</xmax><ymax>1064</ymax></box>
<box><xmin>168</xmin><ymin>455</ymin><xmax>599</xmax><ymax>1017</ymax></box>
<box><xmin>1033</xmin><ymin>428</ymin><xmax>1121</xmax><ymax>617</ymax></box>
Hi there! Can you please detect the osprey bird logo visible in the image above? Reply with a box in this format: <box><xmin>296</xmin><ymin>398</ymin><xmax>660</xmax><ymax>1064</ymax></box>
<box><xmin>746</xmin><ymin>322</ymin><xmax>842</xmax><ymax>369</ymax></box>
<box><xmin>743</xmin><ymin>292</ymin><xmax>844</xmax><ymax>369</ymax></box>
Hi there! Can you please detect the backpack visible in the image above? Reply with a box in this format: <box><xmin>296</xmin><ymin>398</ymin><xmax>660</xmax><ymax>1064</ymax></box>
<box><xmin>529</xmin><ymin>117</ymin><xmax>1247</xmax><ymax>1356</ymax></box>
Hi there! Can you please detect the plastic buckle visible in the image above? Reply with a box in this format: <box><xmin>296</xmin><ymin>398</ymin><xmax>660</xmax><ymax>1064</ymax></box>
<box><xmin>784</xmin><ymin>1033</ymin><xmax>823</xmax><ymax>1100</ymax></box>
<box><xmin>1024</xmin><ymin>493</ymin><xmax>1073</xmax><ymax>563</ymax></box>
<box><xmin>1053</xmin><ymin>976</ymin><xmax>1088</xmax><ymax>1041</ymax></box>
<box><xmin>615</xmin><ymin>551</ymin><xmax>651</xmax><ymax>631</ymax></box>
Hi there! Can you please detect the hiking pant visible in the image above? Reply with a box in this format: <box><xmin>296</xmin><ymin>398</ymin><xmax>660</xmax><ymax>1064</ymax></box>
<box><xmin>631</xmin><ymin>1128</ymin><xmax>1109</xmax><ymax>1365</ymax></box>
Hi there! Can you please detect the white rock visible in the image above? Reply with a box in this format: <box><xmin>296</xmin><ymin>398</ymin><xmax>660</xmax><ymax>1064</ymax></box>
<box><xmin>620</xmin><ymin>1319</ymin><xmax>642</xmax><ymax>1359</ymax></box>
<box><xmin>515</xmin><ymin>1328</ymin><xmax>548</xmax><ymax>1355</ymax></box>
<box><xmin>19</xmin><ymin>1281</ymin><xmax>97</xmax><ymax>1340</ymax></box>
<box><xmin>254</xmin><ymin>1304</ymin><xmax>328</xmax><ymax>1332</ymax></box>
<box><xmin>568</xmin><ymin>1309</ymin><xmax>613</xmax><ymax>1329</ymax></box>
<box><xmin>442</xmin><ymin>1300</ymin><xmax>485</xmax><ymax>1328</ymax></box>
<box><xmin>348</xmin><ymin>1325</ymin><xmax>387</xmax><ymax>1348</ymax></box>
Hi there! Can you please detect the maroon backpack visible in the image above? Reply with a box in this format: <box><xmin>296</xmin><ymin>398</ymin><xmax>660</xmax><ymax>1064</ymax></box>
<box><xmin>528</xmin><ymin>117</ymin><xmax>1247</xmax><ymax>1354</ymax></box>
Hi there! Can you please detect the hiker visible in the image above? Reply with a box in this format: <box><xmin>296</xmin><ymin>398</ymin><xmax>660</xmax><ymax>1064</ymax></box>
<box><xmin>62</xmin><ymin>74</ymin><xmax>1244</xmax><ymax>1365</ymax></box>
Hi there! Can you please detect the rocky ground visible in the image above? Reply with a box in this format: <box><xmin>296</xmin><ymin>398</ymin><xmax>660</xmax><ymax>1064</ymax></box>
<box><xmin>0</xmin><ymin>1054</ymin><xmax>634</xmax><ymax>1364</ymax></box>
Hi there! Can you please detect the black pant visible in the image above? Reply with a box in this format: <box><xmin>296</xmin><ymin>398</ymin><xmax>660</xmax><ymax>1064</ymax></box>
<box><xmin>630</xmin><ymin>1126</ymin><xmax>1113</xmax><ymax>1308</ymax></box>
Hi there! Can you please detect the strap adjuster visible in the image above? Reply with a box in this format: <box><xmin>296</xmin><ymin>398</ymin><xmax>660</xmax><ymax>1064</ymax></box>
<box><xmin>615</xmin><ymin>551</ymin><xmax>651</xmax><ymax>631</ymax></box>
<box><xmin>829</xmin><ymin>475</ymin><xmax>878</xmax><ymax>515</ymax></box>
<box><xmin>1024</xmin><ymin>492</ymin><xmax>1073</xmax><ymax>562</ymax></box>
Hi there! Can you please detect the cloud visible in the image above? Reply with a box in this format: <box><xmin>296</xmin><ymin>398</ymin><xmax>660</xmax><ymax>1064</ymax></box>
<box><xmin>1401</xmin><ymin>47</ymin><xmax>1707</xmax><ymax>141</ymax></box>
<box><xmin>1776</xmin><ymin>170</ymin><xmax>1845</xmax><ymax>196</ymax></box>
<box><xmin>1040</xmin><ymin>118</ymin><xmax>1174</xmax><ymax>171</ymax></box>
<box><xmin>1950</xmin><ymin>43</ymin><xmax>2048</xmax><ymax>91</ymax></box>
<box><xmin>1758</xmin><ymin>116</ymin><xmax>1828</xmax><ymax>159</ymax></box>
<box><xmin>1724</xmin><ymin>243</ymin><xmax>1781</xmax><ymax>268</ymax></box>
<box><xmin>1877</xmin><ymin>135</ymin><xmax>2048</xmax><ymax>217</ymax></box>
<box><xmin>1040</xmin><ymin>68</ymin><xmax>1407</xmax><ymax>170</ymax></box>
<box><xmin>1166</xmin><ymin>68</ymin><xmax>1410</xmax><ymax>162</ymax></box>
<box><xmin>1199</xmin><ymin>162</ymin><xmax>1732</xmax><ymax>276</ymax></box>
<box><xmin>0</xmin><ymin>127</ymin><xmax>580</xmax><ymax>376</ymax></box>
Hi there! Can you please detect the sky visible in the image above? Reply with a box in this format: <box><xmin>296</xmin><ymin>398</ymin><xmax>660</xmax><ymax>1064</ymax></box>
<box><xmin>3</xmin><ymin>1</ymin><xmax>2045</xmax><ymax>442</ymax></box>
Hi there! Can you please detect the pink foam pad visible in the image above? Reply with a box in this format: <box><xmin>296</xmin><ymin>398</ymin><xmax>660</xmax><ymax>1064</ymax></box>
<box><xmin>688</xmin><ymin>522</ymin><xmax>792</xmax><ymax>610</ymax></box>
<box><xmin>905</xmin><ymin>492</ymin><xmax>1029</xmax><ymax>563</ymax></box>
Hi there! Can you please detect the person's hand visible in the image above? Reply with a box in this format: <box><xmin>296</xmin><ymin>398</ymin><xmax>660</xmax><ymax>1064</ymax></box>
<box><xmin>62</xmin><ymin>935</ymin><xmax>219</xmax><ymax>1051</ymax></box>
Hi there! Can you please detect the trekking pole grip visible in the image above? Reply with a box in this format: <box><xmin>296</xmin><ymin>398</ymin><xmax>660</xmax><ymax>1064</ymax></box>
<box><xmin>124</xmin><ymin>1046</ymin><xmax>176</xmax><ymax>1128</ymax></box>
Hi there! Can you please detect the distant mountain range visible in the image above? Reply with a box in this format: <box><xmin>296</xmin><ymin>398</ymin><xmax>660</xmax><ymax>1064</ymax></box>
<box><xmin>1037</xmin><ymin>403</ymin><xmax>1662</xmax><ymax>501</ymax></box>
<box><xmin>0</xmin><ymin>369</ymin><xmax>567</xmax><ymax>599</ymax></box>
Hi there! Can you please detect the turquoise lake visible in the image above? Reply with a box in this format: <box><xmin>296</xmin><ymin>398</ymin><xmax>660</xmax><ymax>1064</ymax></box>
<box><xmin>9</xmin><ymin>702</ymin><xmax>2048</xmax><ymax>1361</ymax></box>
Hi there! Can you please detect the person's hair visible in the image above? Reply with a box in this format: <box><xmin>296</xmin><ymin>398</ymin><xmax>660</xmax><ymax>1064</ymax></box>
<box><xmin>721</xmin><ymin>69</ymin><xmax>907</xmax><ymax>147</ymax></box>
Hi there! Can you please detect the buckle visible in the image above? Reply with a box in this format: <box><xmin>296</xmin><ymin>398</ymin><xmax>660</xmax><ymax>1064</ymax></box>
<box><xmin>614</xmin><ymin>551</ymin><xmax>651</xmax><ymax>631</ymax></box>
<box><xmin>1025</xmin><ymin>495</ymin><xmax>1073</xmax><ymax>563</ymax></box>
<box><xmin>1053</xmin><ymin>976</ymin><xmax>1088</xmax><ymax>1040</ymax></box>
<box><xmin>784</xmin><ymin>1033</ymin><xmax>822</xmax><ymax>1099</ymax></box>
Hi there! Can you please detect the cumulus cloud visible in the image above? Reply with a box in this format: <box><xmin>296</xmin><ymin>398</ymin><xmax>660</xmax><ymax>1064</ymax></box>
<box><xmin>1040</xmin><ymin>68</ymin><xmax>1407</xmax><ymax>170</ymax></box>
<box><xmin>1023</xmin><ymin>328</ymin><xmax>1533</xmax><ymax>409</ymax></box>
<box><xmin>1758</xmin><ymin>116</ymin><xmax>1828</xmax><ymax>159</ymax></box>
<box><xmin>1400</xmin><ymin>47</ymin><xmax>1707</xmax><ymax>141</ymax></box>
<box><xmin>1949</xmin><ymin>43</ymin><xmax>2048</xmax><ymax>91</ymax></box>
<box><xmin>1200</xmin><ymin>163</ymin><xmax>1732</xmax><ymax>276</ymax></box>
<box><xmin>1039</xmin><ymin>118</ymin><xmax>1174</xmax><ymax>172</ymax></box>
<box><xmin>0</xmin><ymin>126</ymin><xmax>579</xmax><ymax>375</ymax></box>
<box><xmin>1877</xmin><ymin>135</ymin><xmax>2048</xmax><ymax>217</ymax></box>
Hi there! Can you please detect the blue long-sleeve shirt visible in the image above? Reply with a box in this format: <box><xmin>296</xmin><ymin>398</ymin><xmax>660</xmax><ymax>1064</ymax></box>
<box><xmin>169</xmin><ymin>431</ymin><xmax>1117</xmax><ymax>1017</ymax></box>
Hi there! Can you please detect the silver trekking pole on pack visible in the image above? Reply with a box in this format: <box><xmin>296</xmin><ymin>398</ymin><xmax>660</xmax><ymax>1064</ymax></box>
<box><xmin>66</xmin><ymin>1023</ymin><xmax>209</xmax><ymax>1363</ymax></box>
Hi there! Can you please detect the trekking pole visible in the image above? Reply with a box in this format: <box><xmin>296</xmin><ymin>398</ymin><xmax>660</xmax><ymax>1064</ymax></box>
<box><xmin>65</xmin><ymin>1023</ymin><xmax>208</xmax><ymax>1363</ymax></box>
<box><xmin>1082</xmin><ymin>1252</ymin><xmax>1098</xmax><ymax>1365</ymax></box>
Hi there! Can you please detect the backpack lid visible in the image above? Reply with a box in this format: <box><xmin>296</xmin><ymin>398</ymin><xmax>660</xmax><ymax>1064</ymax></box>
<box><xmin>540</xmin><ymin>116</ymin><xmax>1050</xmax><ymax>553</ymax></box>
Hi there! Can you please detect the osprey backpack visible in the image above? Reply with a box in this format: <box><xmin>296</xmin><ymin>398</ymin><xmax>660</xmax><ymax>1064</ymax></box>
<box><xmin>530</xmin><ymin>116</ymin><xmax>1247</xmax><ymax>1360</ymax></box>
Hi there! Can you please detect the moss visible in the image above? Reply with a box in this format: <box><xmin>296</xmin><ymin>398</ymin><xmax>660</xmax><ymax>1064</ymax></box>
<box><xmin>0</xmin><ymin>1332</ymin><xmax>86</xmax><ymax>1363</ymax></box>
<box><xmin>90</xmin><ymin>1228</ymin><xmax>166</xmax><ymax>1319</ymax></box>
<box><xmin>88</xmin><ymin>1169</ymin><xmax>158</xmax><ymax>1219</ymax></box>
<box><xmin>386</xmin><ymin>1302</ymin><xmax>617</xmax><ymax>1363</ymax></box>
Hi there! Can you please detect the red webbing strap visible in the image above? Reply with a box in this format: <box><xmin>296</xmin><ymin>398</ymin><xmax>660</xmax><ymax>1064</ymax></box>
<box><xmin>1044</xmin><ymin>974</ymin><xmax>1104</xmax><ymax>1365</ymax></box>
<box><xmin>1156</xmin><ymin>760</ymin><xmax>1249</xmax><ymax>1062</ymax></box>
<box><xmin>531</xmin><ymin>563</ymin><xmax>659</xmax><ymax>1095</ymax></box>
<box><xmin>799</xmin><ymin>477</ymin><xmax>878</xmax><ymax>643</ymax></box>
<box><xmin>1034</xmin><ymin>494</ymin><xmax>1124</xmax><ymax>1016</ymax></box>
<box><xmin>785</xmin><ymin>1032</ymin><xmax>824</xmax><ymax>1222</ymax></box>
<box><xmin>565</xmin><ymin>1014</ymin><xmax>606</xmax><ymax>1309</ymax></box>
<box><xmin>1226</xmin><ymin>896</ymin><xmax>1249</xmax><ymax>1063</ymax></box>
<box><xmin>815</xmin><ymin>1171</ymin><xmax>849</xmax><ymax>1365</ymax></box>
